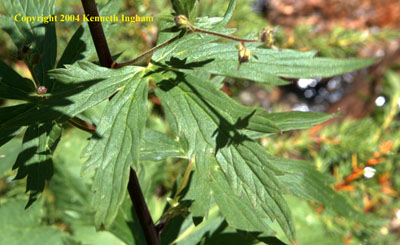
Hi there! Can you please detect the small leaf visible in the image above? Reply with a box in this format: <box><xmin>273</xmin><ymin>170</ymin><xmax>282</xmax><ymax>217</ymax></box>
<box><xmin>82</xmin><ymin>72</ymin><xmax>148</xmax><ymax>228</ymax></box>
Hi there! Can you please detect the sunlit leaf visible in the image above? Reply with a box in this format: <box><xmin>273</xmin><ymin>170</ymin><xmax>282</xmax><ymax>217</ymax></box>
<box><xmin>82</xmin><ymin>70</ymin><xmax>148</xmax><ymax>228</ymax></box>
<box><xmin>0</xmin><ymin>62</ymin><xmax>143</xmax><ymax>129</ymax></box>
<box><xmin>154</xmin><ymin>71</ymin><xmax>296</xmax><ymax>241</ymax></box>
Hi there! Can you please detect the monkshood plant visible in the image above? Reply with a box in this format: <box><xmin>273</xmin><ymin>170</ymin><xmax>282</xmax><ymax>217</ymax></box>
<box><xmin>0</xmin><ymin>0</ymin><xmax>379</xmax><ymax>244</ymax></box>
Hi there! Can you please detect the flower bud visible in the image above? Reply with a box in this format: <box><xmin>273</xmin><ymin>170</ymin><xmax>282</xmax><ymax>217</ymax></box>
<box><xmin>174</xmin><ymin>15</ymin><xmax>194</xmax><ymax>31</ymax></box>
<box><xmin>37</xmin><ymin>86</ymin><xmax>47</xmax><ymax>95</ymax></box>
<box><xmin>238</xmin><ymin>42</ymin><xmax>251</xmax><ymax>63</ymax></box>
<box><xmin>260</xmin><ymin>27</ymin><xmax>276</xmax><ymax>47</ymax></box>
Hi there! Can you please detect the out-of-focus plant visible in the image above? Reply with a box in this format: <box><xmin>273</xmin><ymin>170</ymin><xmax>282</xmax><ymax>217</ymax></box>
<box><xmin>262</xmin><ymin>71</ymin><xmax>400</xmax><ymax>244</ymax></box>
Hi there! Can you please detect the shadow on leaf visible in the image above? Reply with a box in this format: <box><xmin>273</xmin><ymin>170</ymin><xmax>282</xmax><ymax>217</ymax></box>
<box><xmin>149</xmin><ymin>59</ymin><xmax>255</xmax><ymax>154</ymax></box>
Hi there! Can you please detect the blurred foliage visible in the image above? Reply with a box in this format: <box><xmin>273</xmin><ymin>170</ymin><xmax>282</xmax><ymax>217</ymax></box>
<box><xmin>1</xmin><ymin>0</ymin><xmax>400</xmax><ymax>244</ymax></box>
<box><xmin>261</xmin><ymin>71</ymin><xmax>400</xmax><ymax>244</ymax></box>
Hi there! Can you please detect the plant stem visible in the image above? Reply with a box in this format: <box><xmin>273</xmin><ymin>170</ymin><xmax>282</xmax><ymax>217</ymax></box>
<box><xmin>23</xmin><ymin>56</ymin><xmax>40</xmax><ymax>88</ymax></box>
<box><xmin>194</xmin><ymin>28</ymin><xmax>259</xmax><ymax>43</ymax></box>
<box><xmin>81</xmin><ymin>0</ymin><xmax>114</xmax><ymax>68</ymax></box>
<box><xmin>80</xmin><ymin>1</ymin><xmax>160</xmax><ymax>244</ymax></box>
<box><xmin>128</xmin><ymin>168</ymin><xmax>161</xmax><ymax>245</ymax></box>
<box><xmin>113</xmin><ymin>35</ymin><xmax>181</xmax><ymax>68</ymax></box>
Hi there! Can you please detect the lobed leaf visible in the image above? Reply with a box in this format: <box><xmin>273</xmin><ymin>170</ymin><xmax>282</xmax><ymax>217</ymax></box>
<box><xmin>149</xmin><ymin>69</ymin><xmax>280</xmax><ymax>135</ymax></box>
<box><xmin>159</xmin><ymin>41</ymin><xmax>374</xmax><ymax>84</ymax></box>
<box><xmin>82</xmin><ymin>71</ymin><xmax>148</xmax><ymax>228</ymax></box>
<box><xmin>0</xmin><ymin>62</ymin><xmax>143</xmax><ymax>129</ymax></box>
<box><xmin>154</xmin><ymin>71</ymin><xmax>296</xmax><ymax>241</ymax></box>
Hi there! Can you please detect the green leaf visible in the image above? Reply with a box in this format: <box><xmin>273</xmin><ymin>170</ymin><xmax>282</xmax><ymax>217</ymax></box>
<box><xmin>13</xmin><ymin>122</ymin><xmax>61</xmax><ymax>208</ymax></box>
<box><xmin>160</xmin><ymin>41</ymin><xmax>375</xmax><ymax>84</ymax></box>
<box><xmin>1</xmin><ymin>0</ymin><xmax>57</xmax><ymax>88</ymax></box>
<box><xmin>140</xmin><ymin>129</ymin><xmax>186</xmax><ymax>161</ymax></box>
<box><xmin>69</xmin><ymin>225</ymin><xmax>124</xmax><ymax>245</ymax></box>
<box><xmin>171</xmin><ymin>206</ymin><xmax>224</xmax><ymax>245</ymax></box>
<box><xmin>246</xmin><ymin>111</ymin><xmax>334</xmax><ymax>138</ymax></box>
<box><xmin>171</xmin><ymin>0</ymin><xmax>198</xmax><ymax>20</ymax></box>
<box><xmin>57</xmin><ymin>0</ymin><xmax>122</xmax><ymax>68</ymax></box>
<box><xmin>183</xmin><ymin>168</ymin><xmax>212</xmax><ymax>217</ymax></box>
<box><xmin>149</xmin><ymin>69</ymin><xmax>280</xmax><ymax>135</ymax></box>
<box><xmin>217</xmin><ymin>0</ymin><xmax>237</xmax><ymax>27</ymax></box>
<box><xmin>0</xmin><ymin>200</ymin><xmax>67</xmax><ymax>245</ymax></box>
<box><xmin>0</xmin><ymin>62</ymin><xmax>143</xmax><ymax>129</ymax></box>
<box><xmin>153</xmin><ymin>15</ymin><xmax>236</xmax><ymax>57</ymax></box>
<box><xmin>0</xmin><ymin>104</ymin><xmax>34</xmax><ymax>146</ymax></box>
<box><xmin>0</xmin><ymin>127</ymin><xmax>23</xmax><ymax>147</ymax></box>
<box><xmin>0</xmin><ymin>60</ymin><xmax>35</xmax><ymax>100</ymax></box>
<box><xmin>82</xmin><ymin>71</ymin><xmax>148</xmax><ymax>228</ymax></box>
<box><xmin>272</xmin><ymin>158</ymin><xmax>378</xmax><ymax>224</ymax></box>
<box><xmin>154</xmin><ymin>71</ymin><xmax>296</xmax><ymax>241</ymax></box>
<box><xmin>0</xmin><ymin>137</ymin><xmax>21</xmax><ymax>177</ymax></box>
<box><xmin>263</xmin><ymin>111</ymin><xmax>334</xmax><ymax>131</ymax></box>
<box><xmin>108</xmin><ymin>195</ymin><xmax>146</xmax><ymax>245</ymax></box>
<box><xmin>199</xmin><ymin>154</ymin><xmax>276</xmax><ymax>234</ymax></box>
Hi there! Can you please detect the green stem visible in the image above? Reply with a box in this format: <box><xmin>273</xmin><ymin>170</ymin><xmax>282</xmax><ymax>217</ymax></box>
<box><xmin>194</xmin><ymin>28</ymin><xmax>259</xmax><ymax>43</ymax></box>
<box><xmin>113</xmin><ymin>35</ymin><xmax>181</xmax><ymax>68</ymax></box>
